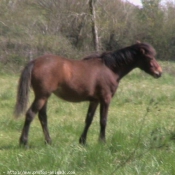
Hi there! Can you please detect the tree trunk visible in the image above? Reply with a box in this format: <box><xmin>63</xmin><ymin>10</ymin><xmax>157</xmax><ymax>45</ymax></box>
<box><xmin>89</xmin><ymin>0</ymin><xmax>100</xmax><ymax>51</ymax></box>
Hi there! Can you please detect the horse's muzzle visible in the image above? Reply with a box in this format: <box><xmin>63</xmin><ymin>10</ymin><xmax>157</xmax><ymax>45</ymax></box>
<box><xmin>154</xmin><ymin>66</ymin><xmax>162</xmax><ymax>78</ymax></box>
<box><xmin>154</xmin><ymin>71</ymin><xmax>162</xmax><ymax>78</ymax></box>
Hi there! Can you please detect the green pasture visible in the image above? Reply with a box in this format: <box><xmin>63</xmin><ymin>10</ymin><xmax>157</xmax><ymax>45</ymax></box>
<box><xmin>0</xmin><ymin>61</ymin><xmax>175</xmax><ymax>175</ymax></box>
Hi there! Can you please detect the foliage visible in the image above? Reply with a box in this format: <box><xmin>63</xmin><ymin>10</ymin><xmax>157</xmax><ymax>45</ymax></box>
<box><xmin>0</xmin><ymin>0</ymin><xmax>175</xmax><ymax>72</ymax></box>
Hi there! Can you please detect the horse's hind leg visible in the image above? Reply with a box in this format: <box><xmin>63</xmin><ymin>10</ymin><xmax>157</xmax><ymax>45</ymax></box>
<box><xmin>79</xmin><ymin>101</ymin><xmax>98</xmax><ymax>145</ymax></box>
<box><xmin>19</xmin><ymin>98</ymin><xmax>47</xmax><ymax>146</ymax></box>
<box><xmin>38</xmin><ymin>102</ymin><xmax>52</xmax><ymax>144</ymax></box>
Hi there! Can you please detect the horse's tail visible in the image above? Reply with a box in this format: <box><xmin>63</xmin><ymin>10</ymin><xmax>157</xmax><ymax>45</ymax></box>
<box><xmin>14</xmin><ymin>61</ymin><xmax>34</xmax><ymax>118</ymax></box>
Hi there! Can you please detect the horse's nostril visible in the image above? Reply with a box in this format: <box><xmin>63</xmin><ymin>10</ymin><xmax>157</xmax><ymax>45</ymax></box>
<box><xmin>155</xmin><ymin>72</ymin><xmax>162</xmax><ymax>78</ymax></box>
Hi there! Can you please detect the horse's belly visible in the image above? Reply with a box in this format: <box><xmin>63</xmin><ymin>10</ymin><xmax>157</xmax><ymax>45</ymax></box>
<box><xmin>53</xmin><ymin>87</ymin><xmax>90</xmax><ymax>102</ymax></box>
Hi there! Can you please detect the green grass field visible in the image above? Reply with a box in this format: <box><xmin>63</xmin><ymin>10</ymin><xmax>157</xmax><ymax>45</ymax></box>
<box><xmin>0</xmin><ymin>61</ymin><xmax>175</xmax><ymax>175</ymax></box>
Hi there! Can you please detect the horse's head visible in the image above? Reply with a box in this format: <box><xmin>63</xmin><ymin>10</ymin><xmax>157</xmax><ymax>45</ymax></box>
<box><xmin>136</xmin><ymin>43</ymin><xmax>162</xmax><ymax>78</ymax></box>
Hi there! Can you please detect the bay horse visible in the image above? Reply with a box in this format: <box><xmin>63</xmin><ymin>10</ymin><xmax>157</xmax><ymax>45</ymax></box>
<box><xmin>14</xmin><ymin>42</ymin><xmax>162</xmax><ymax>146</ymax></box>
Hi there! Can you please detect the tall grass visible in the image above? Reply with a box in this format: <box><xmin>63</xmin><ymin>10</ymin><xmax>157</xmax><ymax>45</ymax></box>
<box><xmin>0</xmin><ymin>62</ymin><xmax>175</xmax><ymax>174</ymax></box>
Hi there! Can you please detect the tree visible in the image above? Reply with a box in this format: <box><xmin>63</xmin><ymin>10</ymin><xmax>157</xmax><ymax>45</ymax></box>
<box><xmin>89</xmin><ymin>0</ymin><xmax>100</xmax><ymax>51</ymax></box>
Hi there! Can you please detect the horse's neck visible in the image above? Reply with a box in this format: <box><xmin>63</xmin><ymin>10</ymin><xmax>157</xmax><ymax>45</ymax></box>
<box><xmin>116</xmin><ymin>62</ymin><xmax>137</xmax><ymax>81</ymax></box>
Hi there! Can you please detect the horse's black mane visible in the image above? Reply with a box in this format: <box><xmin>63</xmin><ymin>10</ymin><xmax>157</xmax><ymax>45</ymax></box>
<box><xmin>83</xmin><ymin>43</ymin><xmax>156</xmax><ymax>69</ymax></box>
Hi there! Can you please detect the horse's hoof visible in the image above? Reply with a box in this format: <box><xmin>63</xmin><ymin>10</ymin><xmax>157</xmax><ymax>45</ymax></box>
<box><xmin>19</xmin><ymin>137</ymin><xmax>28</xmax><ymax>146</ymax></box>
<box><xmin>98</xmin><ymin>138</ymin><xmax>106</xmax><ymax>144</ymax></box>
<box><xmin>45</xmin><ymin>140</ymin><xmax>52</xmax><ymax>145</ymax></box>
<box><xmin>79</xmin><ymin>137</ymin><xmax>86</xmax><ymax>145</ymax></box>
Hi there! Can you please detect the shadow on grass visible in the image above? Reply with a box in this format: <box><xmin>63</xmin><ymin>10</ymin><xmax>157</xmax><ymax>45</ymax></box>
<box><xmin>0</xmin><ymin>140</ymin><xmax>49</xmax><ymax>150</ymax></box>
<box><xmin>0</xmin><ymin>144</ymin><xmax>21</xmax><ymax>150</ymax></box>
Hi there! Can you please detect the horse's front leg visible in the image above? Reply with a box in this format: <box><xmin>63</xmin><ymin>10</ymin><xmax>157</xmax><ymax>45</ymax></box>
<box><xmin>79</xmin><ymin>101</ymin><xmax>98</xmax><ymax>145</ymax></box>
<box><xmin>99</xmin><ymin>100</ymin><xmax>110</xmax><ymax>142</ymax></box>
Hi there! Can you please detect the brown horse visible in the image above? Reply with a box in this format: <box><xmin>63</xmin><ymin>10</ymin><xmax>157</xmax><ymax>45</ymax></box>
<box><xmin>14</xmin><ymin>42</ymin><xmax>162</xmax><ymax>146</ymax></box>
